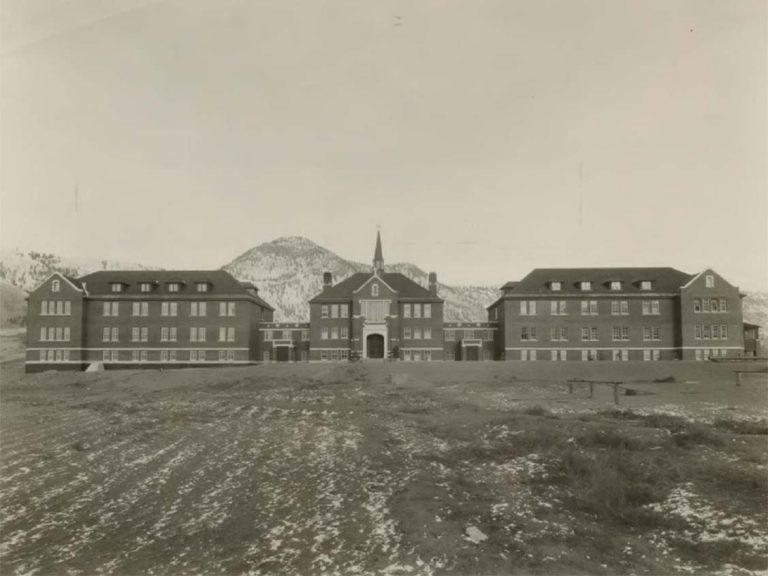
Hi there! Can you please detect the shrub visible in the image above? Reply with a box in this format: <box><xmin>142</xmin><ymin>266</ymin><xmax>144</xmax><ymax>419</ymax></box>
<box><xmin>714</xmin><ymin>418</ymin><xmax>768</xmax><ymax>435</ymax></box>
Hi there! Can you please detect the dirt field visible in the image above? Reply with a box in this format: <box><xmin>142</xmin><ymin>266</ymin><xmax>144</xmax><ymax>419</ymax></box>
<box><xmin>1</xmin><ymin>358</ymin><xmax>766</xmax><ymax>575</ymax></box>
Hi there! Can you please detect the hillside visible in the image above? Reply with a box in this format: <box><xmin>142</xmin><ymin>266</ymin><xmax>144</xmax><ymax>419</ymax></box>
<box><xmin>222</xmin><ymin>237</ymin><xmax>499</xmax><ymax>322</ymax></box>
<box><xmin>0</xmin><ymin>249</ymin><xmax>159</xmax><ymax>292</ymax></box>
<box><xmin>0</xmin><ymin>282</ymin><xmax>27</xmax><ymax>327</ymax></box>
<box><xmin>1</xmin><ymin>241</ymin><xmax>766</xmax><ymax>328</ymax></box>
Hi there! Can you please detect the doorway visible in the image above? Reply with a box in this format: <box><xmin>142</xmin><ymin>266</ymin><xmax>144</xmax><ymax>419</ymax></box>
<box><xmin>366</xmin><ymin>334</ymin><xmax>385</xmax><ymax>359</ymax></box>
<box><xmin>276</xmin><ymin>347</ymin><xmax>290</xmax><ymax>362</ymax></box>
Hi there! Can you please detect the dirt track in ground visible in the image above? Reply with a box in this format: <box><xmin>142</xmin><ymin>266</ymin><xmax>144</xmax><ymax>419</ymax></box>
<box><xmin>1</xmin><ymin>359</ymin><xmax>766</xmax><ymax>575</ymax></box>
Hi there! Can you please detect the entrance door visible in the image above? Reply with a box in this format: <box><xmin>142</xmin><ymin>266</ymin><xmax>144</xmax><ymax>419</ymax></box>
<box><xmin>276</xmin><ymin>347</ymin><xmax>290</xmax><ymax>362</ymax></box>
<box><xmin>366</xmin><ymin>334</ymin><xmax>385</xmax><ymax>359</ymax></box>
<box><xmin>464</xmin><ymin>346</ymin><xmax>480</xmax><ymax>361</ymax></box>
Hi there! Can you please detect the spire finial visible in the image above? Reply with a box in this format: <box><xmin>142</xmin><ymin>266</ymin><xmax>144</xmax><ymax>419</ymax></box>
<box><xmin>373</xmin><ymin>229</ymin><xmax>384</xmax><ymax>272</ymax></box>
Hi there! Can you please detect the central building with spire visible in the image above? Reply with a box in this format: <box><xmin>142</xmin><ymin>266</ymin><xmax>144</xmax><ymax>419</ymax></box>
<box><xmin>307</xmin><ymin>231</ymin><xmax>445</xmax><ymax>361</ymax></box>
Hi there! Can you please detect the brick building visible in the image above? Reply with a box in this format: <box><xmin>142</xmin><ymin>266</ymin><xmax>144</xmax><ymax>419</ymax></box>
<box><xmin>260</xmin><ymin>322</ymin><xmax>311</xmax><ymax>362</ymax></box>
<box><xmin>26</xmin><ymin>270</ymin><xmax>274</xmax><ymax>372</ymax></box>
<box><xmin>25</xmin><ymin>233</ymin><xmax>754</xmax><ymax>370</ymax></box>
<box><xmin>308</xmin><ymin>231</ymin><xmax>445</xmax><ymax>361</ymax></box>
<box><xmin>487</xmin><ymin>267</ymin><xmax>745</xmax><ymax>361</ymax></box>
<box><xmin>443</xmin><ymin>322</ymin><xmax>496</xmax><ymax>361</ymax></box>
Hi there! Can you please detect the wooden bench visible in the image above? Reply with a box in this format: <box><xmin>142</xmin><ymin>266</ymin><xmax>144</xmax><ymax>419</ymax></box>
<box><xmin>734</xmin><ymin>370</ymin><xmax>768</xmax><ymax>386</ymax></box>
<box><xmin>567</xmin><ymin>379</ymin><xmax>624</xmax><ymax>404</ymax></box>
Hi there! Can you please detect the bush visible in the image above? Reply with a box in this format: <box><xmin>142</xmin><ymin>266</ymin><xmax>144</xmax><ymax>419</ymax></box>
<box><xmin>522</xmin><ymin>405</ymin><xmax>551</xmax><ymax>417</ymax></box>
<box><xmin>714</xmin><ymin>418</ymin><xmax>768</xmax><ymax>436</ymax></box>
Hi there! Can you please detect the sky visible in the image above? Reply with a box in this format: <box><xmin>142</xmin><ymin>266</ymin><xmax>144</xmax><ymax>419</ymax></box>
<box><xmin>1</xmin><ymin>0</ymin><xmax>766</xmax><ymax>289</ymax></box>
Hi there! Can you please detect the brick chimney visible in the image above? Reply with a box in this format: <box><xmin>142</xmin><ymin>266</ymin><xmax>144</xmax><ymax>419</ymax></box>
<box><xmin>323</xmin><ymin>272</ymin><xmax>333</xmax><ymax>288</ymax></box>
<box><xmin>428</xmin><ymin>272</ymin><xmax>438</xmax><ymax>296</ymax></box>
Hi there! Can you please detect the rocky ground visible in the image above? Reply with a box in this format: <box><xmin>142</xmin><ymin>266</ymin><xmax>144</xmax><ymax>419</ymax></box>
<box><xmin>0</xmin><ymin>359</ymin><xmax>766</xmax><ymax>575</ymax></box>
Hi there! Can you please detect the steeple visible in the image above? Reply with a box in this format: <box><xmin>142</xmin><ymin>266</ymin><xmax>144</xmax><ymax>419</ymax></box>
<box><xmin>373</xmin><ymin>230</ymin><xmax>384</xmax><ymax>272</ymax></box>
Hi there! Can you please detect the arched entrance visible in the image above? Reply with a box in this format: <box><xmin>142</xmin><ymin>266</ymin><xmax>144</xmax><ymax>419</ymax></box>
<box><xmin>366</xmin><ymin>334</ymin><xmax>385</xmax><ymax>359</ymax></box>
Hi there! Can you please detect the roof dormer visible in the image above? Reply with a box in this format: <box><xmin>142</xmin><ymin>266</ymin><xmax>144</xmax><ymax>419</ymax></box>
<box><xmin>110</xmin><ymin>282</ymin><xmax>127</xmax><ymax>293</ymax></box>
<box><xmin>549</xmin><ymin>281</ymin><xmax>562</xmax><ymax>291</ymax></box>
<box><xmin>639</xmin><ymin>280</ymin><xmax>653</xmax><ymax>291</ymax></box>
<box><xmin>195</xmin><ymin>282</ymin><xmax>211</xmax><ymax>293</ymax></box>
<box><xmin>609</xmin><ymin>280</ymin><xmax>622</xmax><ymax>291</ymax></box>
<box><xmin>578</xmin><ymin>281</ymin><xmax>592</xmax><ymax>291</ymax></box>
<box><xmin>167</xmin><ymin>281</ymin><xmax>184</xmax><ymax>293</ymax></box>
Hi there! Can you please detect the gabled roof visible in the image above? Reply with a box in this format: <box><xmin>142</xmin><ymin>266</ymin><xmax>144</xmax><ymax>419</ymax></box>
<box><xmin>496</xmin><ymin>267</ymin><xmax>693</xmax><ymax>296</ymax></box>
<box><xmin>76</xmin><ymin>270</ymin><xmax>274</xmax><ymax>309</ymax></box>
<box><xmin>310</xmin><ymin>271</ymin><xmax>442</xmax><ymax>302</ymax></box>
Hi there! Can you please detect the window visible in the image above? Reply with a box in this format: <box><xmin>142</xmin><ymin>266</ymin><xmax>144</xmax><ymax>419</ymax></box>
<box><xmin>581</xmin><ymin>301</ymin><xmax>598</xmax><ymax>315</ymax></box>
<box><xmin>52</xmin><ymin>279</ymin><xmax>60</xmax><ymax>292</ymax></box>
<box><xmin>102</xmin><ymin>327</ymin><xmax>110</xmax><ymax>342</ymax></box>
<box><xmin>196</xmin><ymin>283</ymin><xmax>208</xmax><ymax>292</ymax></box>
<box><xmin>227</xmin><ymin>302</ymin><xmax>235</xmax><ymax>316</ymax></box>
<box><xmin>550</xmin><ymin>281</ymin><xmax>562</xmax><ymax>291</ymax></box>
<box><xmin>693</xmin><ymin>299</ymin><xmax>701</xmax><ymax>313</ymax></box>
<box><xmin>521</xmin><ymin>327</ymin><xmax>537</xmax><ymax>341</ymax></box>
<box><xmin>403</xmin><ymin>304</ymin><xmax>411</xmax><ymax>318</ymax></box>
<box><xmin>199</xmin><ymin>327</ymin><xmax>206</xmax><ymax>342</ymax></box>
<box><xmin>703</xmin><ymin>298</ymin><xmax>711</xmax><ymax>312</ymax></box>
<box><xmin>711</xmin><ymin>299</ymin><xmax>719</xmax><ymax>312</ymax></box>
<box><xmin>521</xmin><ymin>349</ymin><xmax>537</xmax><ymax>361</ymax></box>
<box><xmin>612</xmin><ymin>349</ymin><xmax>629</xmax><ymax>361</ymax></box>
<box><xmin>703</xmin><ymin>325</ymin><xmax>711</xmax><ymax>339</ymax></box>
<box><xmin>140</xmin><ymin>283</ymin><xmax>152</xmax><ymax>293</ymax></box>
<box><xmin>41</xmin><ymin>301</ymin><xmax>48</xmax><ymax>315</ymax></box>
<box><xmin>413</xmin><ymin>304</ymin><xmax>422</xmax><ymax>318</ymax></box>
<box><xmin>521</xmin><ymin>301</ymin><xmax>537</xmax><ymax>315</ymax></box>
<box><xmin>340</xmin><ymin>305</ymin><xmax>349</xmax><ymax>318</ymax></box>
<box><xmin>549</xmin><ymin>301</ymin><xmax>567</xmax><ymax>315</ymax></box>
<box><xmin>320</xmin><ymin>351</ymin><xmax>328</xmax><ymax>361</ymax></box>
<box><xmin>264</xmin><ymin>330</ymin><xmax>273</xmax><ymax>342</ymax></box>
<box><xmin>581</xmin><ymin>327</ymin><xmax>589</xmax><ymax>341</ymax></box>
<box><xmin>63</xmin><ymin>327</ymin><xmax>70</xmax><ymax>341</ymax></box>
<box><xmin>132</xmin><ymin>327</ymin><xmax>140</xmax><ymax>342</ymax></box>
<box><xmin>721</xmin><ymin>325</ymin><xmax>728</xmax><ymax>339</ymax></box>
<box><xmin>321</xmin><ymin>327</ymin><xmax>328</xmax><ymax>340</ymax></box>
<box><xmin>331</xmin><ymin>327</ymin><xmax>339</xmax><ymax>339</ymax></box>
<box><xmin>39</xmin><ymin>327</ymin><xmax>46</xmax><ymax>341</ymax></box>
<box><xmin>705</xmin><ymin>275</ymin><xmax>714</xmax><ymax>288</ymax></box>
<box><xmin>414</xmin><ymin>327</ymin><xmax>422</xmax><ymax>339</ymax></box>
<box><xmin>331</xmin><ymin>305</ymin><xmax>339</xmax><ymax>319</ymax></box>
<box><xmin>340</xmin><ymin>327</ymin><xmax>348</xmax><ymax>339</ymax></box>
<box><xmin>591</xmin><ymin>327</ymin><xmax>598</xmax><ymax>341</ymax></box>
<box><xmin>64</xmin><ymin>301</ymin><xmax>71</xmax><ymax>315</ymax></box>
<box><xmin>550</xmin><ymin>327</ymin><xmax>567</xmax><ymax>342</ymax></box>
<box><xmin>695</xmin><ymin>325</ymin><xmax>702</xmax><ymax>339</ymax></box>
<box><xmin>371</xmin><ymin>284</ymin><xmax>379</xmax><ymax>297</ymax></box>
<box><xmin>424</xmin><ymin>327</ymin><xmax>432</xmax><ymax>339</ymax></box>
<box><xmin>404</xmin><ymin>327</ymin><xmax>412</xmax><ymax>339</ymax></box>
<box><xmin>424</xmin><ymin>304</ymin><xmax>432</xmax><ymax>318</ymax></box>
<box><xmin>445</xmin><ymin>330</ymin><xmax>455</xmax><ymax>341</ymax></box>
<box><xmin>612</xmin><ymin>326</ymin><xmax>629</xmax><ymax>341</ymax></box>
<box><xmin>111</xmin><ymin>283</ymin><xmax>123</xmax><ymax>293</ymax></box>
<box><xmin>301</xmin><ymin>329</ymin><xmax>309</xmax><ymax>341</ymax></box>
<box><xmin>610</xmin><ymin>281</ymin><xmax>622</xmax><ymax>291</ymax></box>
<box><xmin>640</xmin><ymin>281</ymin><xmax>652</xmax><ymax>290</ymax></box>
<box><xmin>551</xmin><ymin>350</ymin><xmax>566</xmax><ymax>361</ymax></box>
<box><xmin>168</xmin><ymin>283</ymin><xmax>180</xmax><ymax>292</ymax></box>
<box><xmin>720</xmin><ymin>299</ymin><xmax>728</xmax><ymax>312</ymax></box>
<box><xmin>161</xmin><ymin>302</ymin><xmax>178</xmax><ymax>316</ymax></box>
<box><xmin>132</xmin><ymin>302</ymin><xmax>149</xmax><ymax>316</ymax></box>
<box><xmin>321</xmin><ymin>305</ymin><xmax>329</xmax><ymax>319</ymax></box>
<box><xmin>361</xmin><ymin>300</ymin><xmax>389</xmax><ymax>322</ymax></box>
<box><xmin>580</xmin><ymin>281</ymin><xmax>592</xmax><ymax>291</ymax></box>
<box><xmin>54</xmin><ymin>301</ymin><xmax>63</xmax><ymax>315</ymax></box>
<box><xmin>103</xmin><ymin>302</ymin><xmax>119</xmax><ymax>316</ymax></box>
<box><xmin>652</xmin><ymin>326</ymin><xmax>660</xmax><ymax>341</ymax></box>
<box><xmin>111</xmin><ymin>327</ymin><xmax>119</xmax><ymax>342</ymax></box>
